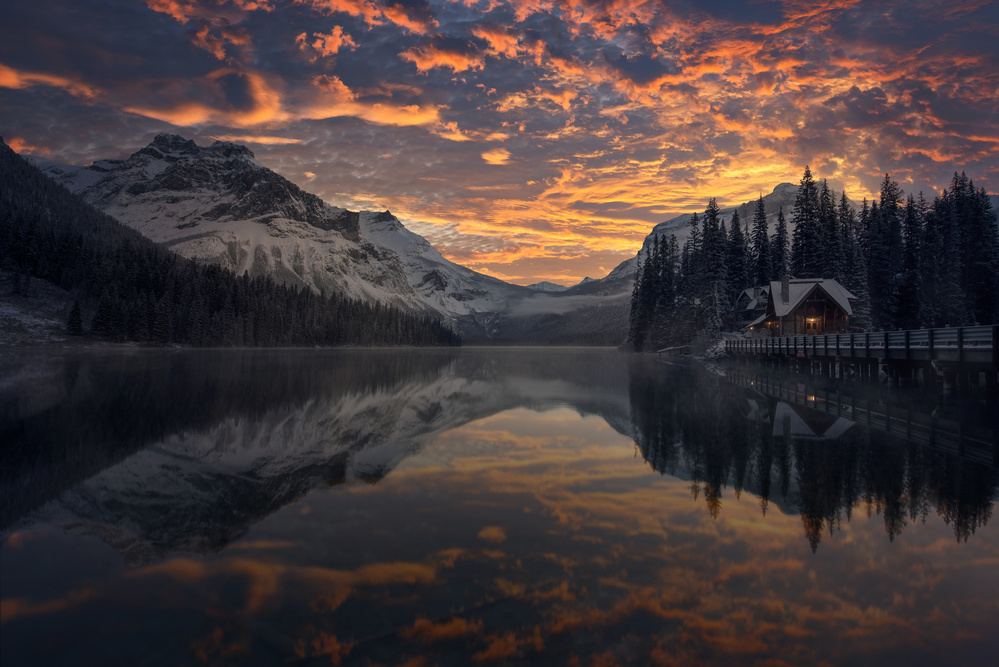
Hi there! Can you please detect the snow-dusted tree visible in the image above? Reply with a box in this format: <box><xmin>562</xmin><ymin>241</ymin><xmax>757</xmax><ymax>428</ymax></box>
<box><xmin>819</xmin><ymin>180</ymin><xmax>843</xmax><ymax>281</ymax></box>
<box><xmin>791</xmin><ymin>166</ymin><xmax>822</xmax><ymax>277</ymax></box>
<box><xmin>700</xmin><ymin>198</ymin><xmax>728</xmax><ymax>335</ymax></box>
<box><xmin>726</xmin><ymin>209</ymin><xmax>750</xmax><ymax>299</ymax></box>
<box><xmin>841</xmin><ymin>204</ymin><xmax>871</xmax><ymax>330</ymax></box>
<box><xmin>771</xmin><ymin>207</ymin><xmax>789</xmax><ymax>279</ymax></box>
<box><xmin>750</xmin><ymin>195</ymin><xmax>771</xmax><ymax>285</ymax></box>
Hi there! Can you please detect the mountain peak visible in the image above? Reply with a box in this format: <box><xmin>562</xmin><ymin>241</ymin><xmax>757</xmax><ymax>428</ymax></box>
<box><xmin>207</xmin><ymin>140</ymin><xmax>255</xmax><ymax>159</ymax></box>
<box><xmin>148</xmin><ymin>133</ymin><xmax>199</xmax><ymax>155</ymax></box>
<box><xmin>526</xmin><ymin>281</ymin><xmax>568</xmax><ymax>293</ymax></box>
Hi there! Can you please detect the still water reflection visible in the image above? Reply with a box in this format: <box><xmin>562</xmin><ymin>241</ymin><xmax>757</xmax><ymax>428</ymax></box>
<box><xmin>1</xmin><ymin>348</ymin><xmax>997</xmax><ymax>666</ymax></box>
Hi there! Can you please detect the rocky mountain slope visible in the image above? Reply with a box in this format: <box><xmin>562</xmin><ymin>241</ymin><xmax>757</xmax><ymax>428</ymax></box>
<box><xmin>34</xmin><ymin>135</ymin><xmax>634</xmax><ymax>342</ymax></box>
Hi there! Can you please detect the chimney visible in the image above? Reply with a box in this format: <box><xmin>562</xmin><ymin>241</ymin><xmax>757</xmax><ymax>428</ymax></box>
<box><xmin>781</xmin><ymin>274</ymin><xmax>790</xmax><ymax>303</ymax></box>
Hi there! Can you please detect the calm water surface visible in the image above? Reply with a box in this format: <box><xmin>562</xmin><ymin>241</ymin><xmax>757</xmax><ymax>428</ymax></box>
<box><xmin>1</xmin><ymin>347</ymin><xmax>997</xmax><ymax>666</ymax></box>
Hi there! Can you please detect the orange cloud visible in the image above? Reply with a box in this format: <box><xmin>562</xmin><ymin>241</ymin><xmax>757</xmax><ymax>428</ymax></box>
<box><xmin>472</xmin><ymin>632</ymin><xmax>519</xmax><ymax>662</ymax></box>
<box><xmin>402</xmin><ymin>616</ymin><xmax>484</xmax><ymax>644</ymax></box>
<box><xmin>0</xmin><ymin>63</ymin><xmax>96</xmax><ymax>100</ymax></box>
<box><xmin>481</xmin><ymin>148</ymin><xmax>511</xmax><ymax>165</ymax></box>
<box><xmin>435</xmin><ymin>120</ymin><xmax>472</xmax><ymax>141</ymax></box>
<box><xmin>145</xmin><ymin>0</ymin><xmax>273</xmax><ymax>24</ymax></box>
<box><xmin>123</xmin><ymin>68</ymin><xmax>286</xmax><ymax>127</ymax></box>
<box><xmin>190</xmin><ymin>24</ymin><xmax>255</xmax><ymax>61</ymax></box>
<box><xmin>1</xmin><ymin>587</ymin><xmax>94</xmax><ymax>624</ymax></box>
<box><xmin>477</xmin><ymin>525</ymin><xmax>507</xmax><ymax>543</ymax></box>
<box><xmin>5</xmin><ymin>137</ymin><xmax>50</xmax><ymax>154</ymax></box>
<box><xmin>400</xmin><ymin>44</ymin><xmax>485</xmax><ymax>73</ymax></box>
<box><xmin>298</xmin><ymin>0</ymin><xmax>437</xmax><ymax>34</ymax></box>
<box><xmin>191</xmin><ymin>24</ymin><xmax>227</xmax><ymax>60</ymax></box>
<box><xmin>295</xmin><ymin>26</ymin><xmax>357</xmax><ymax>60</ymax></box>
<box><xmin>471</xmin><ymin>25</ymin><xmax>520</xmax><ymax>59</ymax></box>
<box><xmin>144</xmin><ymin>0</ymin><xmax>199</xmax><ymax>23</ymax></box>
<box><xmin>210</xmin><ymin>134</ymin><xmax>302</xmax><ymax>144</ymax></box>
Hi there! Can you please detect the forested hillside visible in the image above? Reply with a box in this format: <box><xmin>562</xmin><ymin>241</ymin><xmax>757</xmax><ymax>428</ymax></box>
<box><xmin>629</xmin><ymin>168</ymin><xmax>998</xmax><ymax>352</ymax></box>
<box><xmin>0</xmin><ymin>139</ymin><xmax>459</xmax><ymax>347</ymax></box>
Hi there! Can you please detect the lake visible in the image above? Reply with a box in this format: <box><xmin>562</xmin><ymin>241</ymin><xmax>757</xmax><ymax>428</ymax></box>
<box><xmin>2</xmin><ymin>347</ymin><xmax>997</xmax><ymax>666</ymax></box>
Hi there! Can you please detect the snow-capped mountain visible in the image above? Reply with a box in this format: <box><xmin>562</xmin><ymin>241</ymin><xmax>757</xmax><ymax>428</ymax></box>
<box><xmin>35</xmin><ymin>134</ymin><xmax>426</xmax><ymax>310</ymax></box>
<box><xmin>526</xmin><ymin>281</ymin><xmax>568</xmax><ymax>293</ymax></box>
<box><xmin>33</xmin><ymin>134</ymin><xmax>625</xmax><ymax>342</ymax></box>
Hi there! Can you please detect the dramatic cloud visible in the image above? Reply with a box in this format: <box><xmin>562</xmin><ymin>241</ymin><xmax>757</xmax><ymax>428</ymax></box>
<box><xmin>2</xmin><ymin>0</ymin><xmax>997</xmax><ymax>283</ymax></box>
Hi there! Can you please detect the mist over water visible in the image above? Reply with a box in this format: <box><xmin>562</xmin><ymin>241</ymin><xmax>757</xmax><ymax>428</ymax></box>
<box><xmin>2</xmin><ymin>348</ymin><xmax>997</xmax><ymax>665</ymax></box>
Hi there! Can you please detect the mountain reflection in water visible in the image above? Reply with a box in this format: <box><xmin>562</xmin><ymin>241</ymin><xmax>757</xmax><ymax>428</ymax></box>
<box><xmin>1</xmin><ymin>348</ymin><xmax>997</xmax><ymax>666</ymax></box>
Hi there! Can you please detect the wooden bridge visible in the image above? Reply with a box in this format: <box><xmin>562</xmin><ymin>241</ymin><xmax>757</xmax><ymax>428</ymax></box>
<box><xmin>725</xmin><ymin>325</ymin><xmax>999</xmax><ymax>389</ymax></box>
<box><xmin>727</xmin><ymin>368</ymin><xmax>998</xmax><ymax>468</ymax></box>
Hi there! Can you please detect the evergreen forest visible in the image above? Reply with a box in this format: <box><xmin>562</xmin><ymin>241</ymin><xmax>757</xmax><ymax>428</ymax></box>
<box><xmin>0</xmin><ymin>140</ymin><xmax>461</xmax><ymax>347</ymax></box>
<box><xmin>628</xmin><ymin>167</ymin><xmax>999</xmax><ymax>352</ymax></box>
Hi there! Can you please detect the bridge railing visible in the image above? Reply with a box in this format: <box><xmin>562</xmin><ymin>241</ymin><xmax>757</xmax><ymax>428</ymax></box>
<box><xmin>725</xmin><ymin>325</ymin><xmax>998</xmax><ymax>364</ymax></box>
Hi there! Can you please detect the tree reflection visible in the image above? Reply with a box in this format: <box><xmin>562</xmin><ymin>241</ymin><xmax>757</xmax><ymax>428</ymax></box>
<box><xmin>628</xmin><ymin>361</ymin><xmax>999</xmax><ymax>550</ymax></box>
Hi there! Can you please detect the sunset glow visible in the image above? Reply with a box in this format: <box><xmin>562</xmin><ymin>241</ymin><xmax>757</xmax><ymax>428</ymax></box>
<box><xmin>1</xmin><ymin>0</ymin><xmax>997</xmax><ymax>283</ymax></box>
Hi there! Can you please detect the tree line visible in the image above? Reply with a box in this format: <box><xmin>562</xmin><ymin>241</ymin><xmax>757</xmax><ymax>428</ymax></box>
<box><xmin>0</xmin><ymin>139</ymin><xmax>460</xmax><ymax>347</ymax></box>
<box><xmin>629</xmin><ymin>167</ymin><xmax>998</xmax><ymax>351</ymax></box>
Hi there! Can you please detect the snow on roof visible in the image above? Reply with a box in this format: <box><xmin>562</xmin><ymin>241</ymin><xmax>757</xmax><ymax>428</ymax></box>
<box><xmin>736</xmin><ymin>285</ymin><xmax>770</xmax><ymax>311</ymax></box>
<box><xmin>768</xmin><ymin>278</ymin><xmax>856</xmax><ymax>317</ymax></box>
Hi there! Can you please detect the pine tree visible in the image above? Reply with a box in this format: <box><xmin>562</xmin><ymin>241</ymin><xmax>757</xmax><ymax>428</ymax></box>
<box><xmin>896</xmin><ymin>194</ymin><xmax>923</xmax><ymax>329</ymax></box>
<box><xmin>962</xmin><ymin>178</ymin><xmax>999</xmax><ymax>324</ymax></box>
<box><xmin>867</xmin><ymin>174</ymin><xmax>904</xmax><ymax>329</ymax></box>
<box><xmin>750</xmin><ymin>195</ymin><xmax>770</xmax><ymax>285</ymax></box>
<box><xmin>771</xmin><ymin>207</ymin><xmax>789</xmax><ymax>279</ymax></box>
<box><xmin>652</xmin><ymin>235</ymin><xmax>680</xmax><ymax>347</ymax></box>
<box><xmin>790</xmin><ymin>166</ymin><xmax>822</xmax><ymax>277</ymax></box>
<box><xmin>700</xmin><ymin>198</ymin><xmax>728</xmax><ymax>335</ymax></box>
<box><xmin>726</xmin><ymin>209</ymin><xmax>749</xmax><ymax>300</ymax></box>
<box><xmin>845</xmin><ymin>220</ymin><xmax>871</xmax><ymax>329</ymax></box>
<box><xmin>820</xmin><ymin>180</ymin><xmax>842</xmax><ymax>280</ymax></box>
<box><xmin>838</xmin><ymin>192</ymin><xmax>856</xmax><ymax>283</ymax></box>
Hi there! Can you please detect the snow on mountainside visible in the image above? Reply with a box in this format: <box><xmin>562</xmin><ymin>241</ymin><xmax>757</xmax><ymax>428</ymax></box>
<box><xmin>526</xmin><ymin>281</ymin><xmax>568</xmax><ymax>293</ymax></box>
<box><xmin>33</xmin><ymin>134</ymin><xmax>535</xmax><ymax>339</ymax></box>
<box><xmin>356</xmin><ymin>210</ymin><xmax>533</xmax><ymax>333</ymax></box>
<box><xmin>34</xmin><ymin>136</ymin><xmax>411</xmax><ymax>305</ymax></box>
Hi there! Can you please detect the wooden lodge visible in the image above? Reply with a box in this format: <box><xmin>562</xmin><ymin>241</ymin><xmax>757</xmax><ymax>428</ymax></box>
<box><xmin>747</xmin><ymin>277</ymin><xmax>855</xmax><ymax>336</ymax></box>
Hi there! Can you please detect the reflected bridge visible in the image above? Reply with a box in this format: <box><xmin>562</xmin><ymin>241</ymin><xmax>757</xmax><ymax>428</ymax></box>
<box><xmin>727</xmin><ymin>367</ymin><xmax>999</xmax><ymax>468</ymax></box>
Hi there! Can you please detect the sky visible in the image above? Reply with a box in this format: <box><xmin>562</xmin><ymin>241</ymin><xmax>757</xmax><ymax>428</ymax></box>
<box><xmin>1</xmin><ymin>1</ymin><xmax>997</xmax><ymax>285</ymax></box>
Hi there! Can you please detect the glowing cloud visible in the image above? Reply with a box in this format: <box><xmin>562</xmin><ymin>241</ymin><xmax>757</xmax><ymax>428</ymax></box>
<box><xmin>400</xmin><ymin>42</ymin><xmax>486</xmax><ymax>73</ymax></box>
<box><xmin>211</xmin><ymin>134</ymin><xmax>303</xmax><ymax>145</ymax></box>
<box><xmin>482</xmin><ymin>148</ymin><xmax>511</xmax><ymax>165</ymax></box>
<box><xmin>295</xmin><ymin>26</ymin><xmax>357</xmax><ymax>60</ymax></box>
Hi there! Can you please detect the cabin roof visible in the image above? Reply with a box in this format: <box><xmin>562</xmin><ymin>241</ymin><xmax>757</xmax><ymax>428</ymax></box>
<box><xmin>736</xmin><ymin>285</ymin><xmax>770</xmax><ymax>311</ymax></box>
<box><xmin>768</xmin><ymin>278</ymin><xmax>856</xmax><ymax>317</ymax></box>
